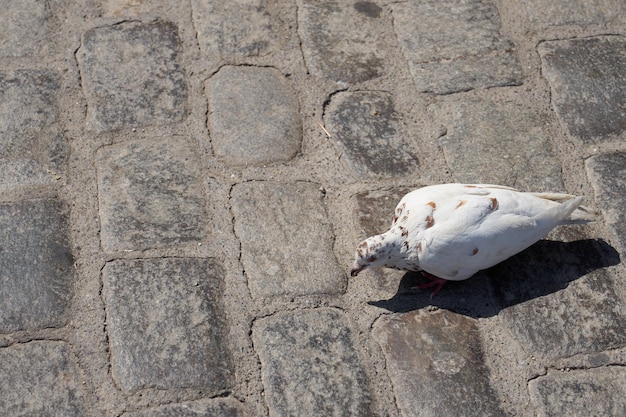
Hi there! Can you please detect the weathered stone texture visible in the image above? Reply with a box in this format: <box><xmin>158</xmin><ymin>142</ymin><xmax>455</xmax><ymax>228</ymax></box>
<box><xmin>491</xmin><ymin>236</ymin><xmax>626</xmax><ymax>359</ymax></box>
<box><xmin>325</xmin><ymin>91</ymin><xmax>419</xmax><ymax>178</ymax></box>
<box><xmin>0</xmin><ymin>0</ymin><xmax>53</xmax><ymax>57</ymax></box>
<box><xmin>96</xmin><ymin>136</ymin><xmax>210</xmax><ymax>252</ymax></box>
<box><xmin>0</xmin><ymin>199</ymin><xmax>73</xmax><ymax>332</ymax></box>
<box><xmin>77</xmin><ymin>21</ymin><xmax>187</xmax><ymax>132</ymax></box>
<box><xmin>102</xmin><ymin>258</ymin><xmax>233</xmax><ymax>392</ymax></box>
<box><xmin>519</xmin><ymin>0</ymin><xmax>625</xmax><ymax>28</ymax></box>
<box><xmin>191</xmin><ymin>0</ymin><xmax>288</xmax><ymax>58</ymax></box>
<box><xmin>123</xmin><ymin>398</ymin><xmax>247</xmax><ymax>417</ymax></box>
<box><xmin>529</xmin><ymin>367</ymin><xmax>626</xmax><ymax>417</ymax></box>
<box><xmin>539</xmin><ymin>36</ymin><xmax>626</xmax><ymax>143</ymax></box>
<box><xmin>0</xmin><ymin>70</ymin><xmax>67</xmax><ymax>191</ymax></box>
<box><xmin>586</xmin><ymin>152</ymin><xmax>626</xmax><ymax>253</ymax></box>
<box><xmin>297</xmin><ymin>0</ymin><xmax>386</xmax><ymax>84</ymax></box>
<box><xmin>206</xmin><ymin>66</ymin><xmax>302</xmax><ymax>166</ymax></box>
<box><xmin>253</xmin><ymin>309</ymin><xmax>375</xmax><ymax>417</ymax></box>
<box><xmin>373</xmin><ymin>310</ymin><xmax>506</xmax><ymax>417</ymax></box>
<box><xmin>231</xmin><ymin>181</ymin><xmax>344</xmax><ymax>298</ymax></box>
<box><xmin>391</xmin><ymin>0</ymin><xmax>522</xmax><ymax>94</ymax></box>
<box><xmin>434</xmin><ymin>98</ymin><xmax>563</xmax><ymax>190</ymax></box>
<box><xmin>0</xmin><ymin>341</ymin><xmax>85</xmax><ymax>416</ymax></box>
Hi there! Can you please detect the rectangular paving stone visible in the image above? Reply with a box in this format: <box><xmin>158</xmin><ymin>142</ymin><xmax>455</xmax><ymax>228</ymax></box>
<box><xmin>372</xmin><ymin>310</ymin><xmax>506</xmax><ymax>417</ymax></box>
<box><xmin>538</xmin><ymin>36</ymin><xmax>626</xmax><ymax>143</ymax></box>
<box><xmin>231</xmin><ymin>181</ymin><xmax>344</xmax><ymax>298</ymax></box>
<box><xmin>297</xmin><ymin>0</ymin><xmax>386</xmax><ymax>84</ymax></box>
<box><xmin>0</xmin><ymin>70</ymin><xmax>68</xmax><ymax>192</ymax></box>
<box><xmin>0</xmin><ymin>199</ymin><xmax>73</xmax><ymax>333</ymax></box>
<box><xmin>191</xmin><ymin>0</ymin><xmax>287</xmax><ymax>58</ymax></box>
<box><xmin>354</xmin><ymin>188</ymin><xmax>413</xmax><ymax>237</ymax></box>
<box><xmin>490</xmin><ymin>236</ymin><xmax>626</xmax><ymax>359</ymax></box>
<box><xmin>123</xmin><ymin>398</ymin><xmax>246</xmax><ymax>417</ymax></box>
<box><xmin>433</xmin><ymin>98</ymin><xmax>563</xmax><ymax>190</ymax></box>
<box><xmin>77</xmin><ymin>21</ymin><xmax>187</xmax><ymax>132</ymax></box>
<box><xmin>391</xmin><ymin>0</ymin><xmax>522</xmax><ymax>94</ymax></box>
<box><xmin>529</xmin><ymin>367</ymin><xmax>626</xmax><ymax>416</ymax></box>
<box><xmin>324</xmin><ymin>91</ymin><xmax>419</xmax><ymax>178</ymax></box>
<box><xmin>0</xmin><ymin>0</ymin><xmax>53</xmax><ymax>57</ymax></box>
<box><xmin>253</xmin><ymin>308</ymin><xmax>375</xmax><ymax>417</ymax></box>
<box><xmin>102</xmin><ymin>257</ymin><xmax>233</xmax><ymax>392</ymax></box>
<box><xmin>206</xmin><ymin>66</ymin><xmax>302</xmax><ymax>166</ymax></box>
<box><xmin>96</xmin><ymin>136</ymin><xmax>210</xmax><ymax>252</ymax></box>
<box><xmin>518</xmin><ymin>0</ymin><xmax>625</xmax><ymax>28</ymax></box>
<box><xmin>0</xmin><ymin>341</ymin><xmax>85</xmax><ymax>416</ymax></box>
<box><xmin>586</xmin><ymin>152</ymin><xmax>626</xmax><ymax>253</ymax></box>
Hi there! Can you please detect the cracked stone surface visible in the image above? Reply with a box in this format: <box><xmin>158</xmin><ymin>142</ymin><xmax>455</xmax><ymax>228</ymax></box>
<box><xmin>0</xmin><ymin>341</ymin><xmax>85</xmax><ymax>416</ymax></box>
<box><xmin>0</xmin><ymin>199</ymin><xmax>73</xmax><ymax>333</ymax></box>
<box><xmin>529</xmin><ymin>367</ymin><xmax>626</xmax><ymax>416</ymax></box>
<box><xmin>96</xmin><ymin>136</ymin><xmax>210</xmax><ymax>252</ymax></box>
<box><xmin>539</xmin><ymin>36</ymin><xmax>626</xmax><ymax>143</ymax></box>
<box><xmin>253</xmin><ymin>308</ymin><xmax>375</xmax><ymax>417</ymax></box>
<box><xmin>297</xmin><ymin>0</ymin><xmax>386</xmax><ymax>84</ymax></box>
<box><xmin>586</xmin><ymin>152</ymin><xmax>626</xmax><ymax>253</ymax></box>
<box><xmin>391</xmin><ymin>0</ymin><xmax>522</xmax><ymax>94</ymax></box>
<box><xmin>77</xmin><ymin>21</ymin><xmax>188</xmax><ymax>132</ymax></box>
<box><xmin>231</xmin><ymin>181</ymin><xmax>344</xmax><ymax>298</ymax></box>
<box><xmin>373</xmin><ymin>310</ymin><xmax>506</xmax><ymax>417</ymax></box>
<box><xmin>0</xmin><ymin>70</ymin><xmax>67</xmax><ymax>192</ymax></box>
<box><xmin>206</xmin><ymin>66</ymin><xmax>302</xmax><ymax>166</ymax></box>
<box><xmin>433</xmin><ymin>97</ymin><xmax>564</xmax><ymax>191</ymax></box>
<box><xmin>324</xmin><ymin>91</ymin><xmax>419</xmax><ymax>178</ymax></box>
<box><xmin>102</xmin><ymin>258</ymin><xmax>233</xmax><ymax>393</ymax></box>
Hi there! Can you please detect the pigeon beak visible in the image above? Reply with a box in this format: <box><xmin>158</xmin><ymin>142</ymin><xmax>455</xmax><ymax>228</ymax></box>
<box><xmin>350</xmin><ymin>263</ymin><xmax>364</xmax><ymax>277</ymax></box>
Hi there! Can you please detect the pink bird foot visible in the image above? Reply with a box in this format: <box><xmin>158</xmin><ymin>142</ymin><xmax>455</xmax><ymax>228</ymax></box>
<box><xmin>411</xmin><ymin>272</ymin><xmax>448</xmax><ymax>298</ymax></box>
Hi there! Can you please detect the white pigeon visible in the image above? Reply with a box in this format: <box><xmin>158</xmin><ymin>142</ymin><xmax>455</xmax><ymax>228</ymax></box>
<box><xmin>350</xmin><ymin>183</ymin><xmax>594</xmax><ymax>297</ymax></box>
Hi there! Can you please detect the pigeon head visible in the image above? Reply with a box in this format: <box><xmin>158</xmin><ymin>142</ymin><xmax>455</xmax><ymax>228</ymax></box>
<box><xmin>350</xmin><ymin>232</ymin><xmax>400</xmax><ymax>276</ymax></box>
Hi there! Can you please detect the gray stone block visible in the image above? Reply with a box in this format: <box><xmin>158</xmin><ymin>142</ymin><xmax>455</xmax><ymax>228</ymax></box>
<box><xmin>206</xmin><ymin>66</ymin><xmax>302</xmax><ymax>166</ymax></box>
<box><xmin>253</xmin><ymin>308</ymin><xmax>375</xmax><ymax>417</ymax></box>
<box><xmin>491</xmin><ymin>238</ymin><xmax>626</xmax><ymax>359</ymax></box>
<box><xmin>102</xmin><ymin>258</ymin><xmax>233</xmax><ymax>392</ymax></box>
<box><xmin>0</xmin><ymin>199</ymin><xmax>73</xmax><ymax>333</ymax></box>
<box><xmin>434</xmin><ymin>98</ymin><xmax>563</xmax><ymax>190</ymax></box>
<box><xmin>372</xmin><ymin>310</ymin><xmax>506</xmax><ymax>417</ymax></box>
<box><xmin>324</xmin><ymin>91</ymin><xmax>419</xmax><ymax>178</ymax></box>
<box><xmin>529</xmin><ymin>367</ymin><xmax>626</xmax><ymax>417</ymax></box>
<box><xmin>231</xmin><ymin>181</ymin><xmax>344</xmax><ymax>298</ymax></box>
<box><xmin>391</xmin><ymin>0</ymin><xmax>522</xmax><ymax>94</ymax></box>
<box><xmin>0</xmin><ymin>341</ymin><xmax>85</xmax><ymax>416</ymax></box>
<box><xmin>96</xmin><ymin>136</ymin><xmax>210</xmax><ymax>252</ymax></box>
<box><xmin>520</xmin><ymin>0</ymin><xmax>625</xmax><ymax>28</ymax></box>
<box><xmin>191</xmin><ymin>0</ymin><xmax>286</xmax><ymax>58</ymax></box>
<box><xmin>354</xmin><ymin>188</ymin><xmax>413</xmax><ymax>237</ymax></box>
<box><xmin>297</xmin><ymin>0</ymin><xmax>386</xmax><ymax>84</ymax></box>
<box><xmin>0</xmin><ymin>70</ymin><xmax>67</xmax><ymax>192</ymax></box>
<box><xmin>0</xmin><ymin>0</ymin><xmax>52</xmax><ymax>57</ymax></box>
<box><xmin>123</xmin><ymin>398</ymin><xmax>246</xmax><ymax>417</ymax></box>
<box><xmin>539</xmin><ymin>36</ymin><xmax>626</xmax><ymax>143</ymax></box>
<box><xmin>586</xmin><ymin>152</ymin><xmax>626</xmax><ymax>253</ymax></box>
<box><xmin>77</xmin><ymin>21</ymin><xmax>187</xmax><ymax>132</ymax></box>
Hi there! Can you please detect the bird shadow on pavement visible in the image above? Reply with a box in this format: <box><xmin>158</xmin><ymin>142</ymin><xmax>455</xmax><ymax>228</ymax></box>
<box><xmin>368</xmin><ymin>238</ymin><xmax>620</xmax><ymax>318</ymax></box>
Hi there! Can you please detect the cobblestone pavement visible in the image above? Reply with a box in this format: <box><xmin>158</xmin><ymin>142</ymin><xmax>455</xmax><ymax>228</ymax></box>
<box><xmin>1</xmin><ymin>1</ymin><xmax>625</xmax><ymax>416</ymax></box>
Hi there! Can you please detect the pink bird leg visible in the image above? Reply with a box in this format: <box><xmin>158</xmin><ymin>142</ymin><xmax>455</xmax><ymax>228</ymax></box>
<box><xmin>411</xmin><ymin>272</ymin><xmax>448</xmax><ymax>298</ymax></box>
